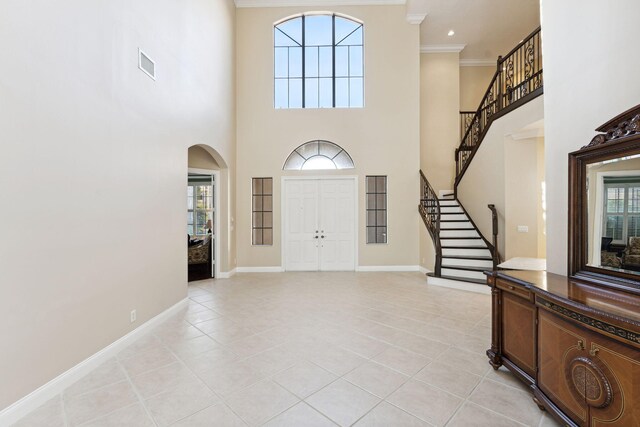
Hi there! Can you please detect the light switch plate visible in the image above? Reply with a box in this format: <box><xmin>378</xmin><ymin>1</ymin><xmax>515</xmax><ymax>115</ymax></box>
<box><xmin>517</xmin><ymin>225</ymin><xmax>529</xmax><ymax>233</ymax></box>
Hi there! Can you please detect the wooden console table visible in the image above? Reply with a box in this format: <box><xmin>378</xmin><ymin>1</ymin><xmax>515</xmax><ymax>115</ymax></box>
<box><xmin>486</xmin><ymin>270</ymin><xmax>640</xmax><ymax>426</ymax></box>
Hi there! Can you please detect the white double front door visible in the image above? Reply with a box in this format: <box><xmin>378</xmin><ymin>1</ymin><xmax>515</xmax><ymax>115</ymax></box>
<box><xmin>283</xmin><ymin>178</ymin><xmax>356</xmax><ymax>271</ymax></box>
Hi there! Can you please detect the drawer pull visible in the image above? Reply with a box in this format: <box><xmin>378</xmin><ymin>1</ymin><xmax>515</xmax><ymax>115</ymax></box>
<box><xmin>590</xmin><ymin>347</ymin><xmax>599</xmax><ymax>357</ymax></box>
<box><xmin>577</xmin><ymin>340</ymin><xmax>585</xmax><ymax>350</ymax></box>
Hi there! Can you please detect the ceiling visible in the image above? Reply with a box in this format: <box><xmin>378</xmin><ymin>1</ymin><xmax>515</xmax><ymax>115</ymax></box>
<box><xmin>419</xmin><ymin>0</ymin><xmax>540</xmax><ymax>62</ymax></box>
<box><xmin>234</xmin><ymin>0</ymin><xmax>540</xmax><ymax>63</ymax></box>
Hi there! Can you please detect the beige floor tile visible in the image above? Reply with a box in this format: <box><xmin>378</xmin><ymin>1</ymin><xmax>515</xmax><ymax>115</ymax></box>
<box><xmin>119</xmin><ymin>346</ymin><xmax>177</xmax><ymax>377</ymax></box>
<box><xmin>344</xmin><ymin>361</ymin><xmax>409</xmax><ymax>398</ymax></box>
<box><xmin>446</xmin><ymin>401</ymin><xmax>525</xmax><ymax>427</ymax></box>
<box><xmin>171</xmin><ymin>402</ymin><xmax>246</xmax><ymax>426</ymax></box>
<box><xmin>393</xmin><ymin>332</ymin><xmax>447</xmax><ymax>359</ymax></box>
<box><xmin>64</xmin><ymin>381</ymin><xmax>139</xmax><ymax>426</ymax></box>
<box><xmin>353</xmin><ymin>402</ymin><xmax>432</xmax><ymax>427</ymax></box>
<box><xmin>79</xmin><ymin>402</ymin><xmax>154</xmax><ymax>427</ymax></box>
<box><xmin>207</xmin><ymin>324</ymin><xmax>257</xmax><ymax>344</ymax></box>
<box><xmin>372</xmin><ymin>346</ymin><xmax>431</xmax><ymax>376</ymax></box>
<box><xmin>144</xmin><ymin>377</ymin><xmax>219</xmax><ymax>426</ymax></box>
<box><xmin>183</xmin><ymin>308</ymin><xmax>222</xmax><ymax>325</ymax></box>
<box><xmin>129</xmin><ymin>361</ymin><xmax>197</xmax><ymax>399</ymax></box>
<box><xmin>198</xmin><ymin>359</ymin><xmax>265</xmax><ymax>398</ymax></box>
<box><xmin>468</xmin><ymin>379</ymin><xmax>543</xmax><ymax>426</ymax></box>
<box><xmin>226</xmin><ymin>380</ymin><xmax>299</xmax><ymax>426</ymax></box>
<box><xmin>339</xmin><ymin>333</ymin><xmax>391</xmax><ymax>359</ymax></box>
<box><xmin>166</xmin><ymin>334</ymin><xmax>220</xmax><ymax>359</ymax></box>
<box><xmin>308</xmin><ymin>346</ymin><xmax>367</xmax><ymax>376</ymax></box>
<box><xmin>116</xmin><ymin>334</ymin><xmax>164</xmax><ymax>360</ymax></box>
<box><xmin>539</xmin><ymin>413</ymin><xmax>563</xmax><ymax>427</ymax></box>
<box><xmin>243</xmin><ymin>346</ymin><xmax>301</xmax><ymax>377</ymax></box>
<box><xmin>12</xmin><ymin>395</ymin><xmax>65</xmax><ymax>427</ymax></box>
<box><xmin>263</xmin><ymin>402</ymin><xmax>337</xmax><ymax>427</ymax></box>
<box><xmin>386</xmin><ymin>380</ymin><xmax>462</xmax><ymax>427</ymax></box>
<box><xmin>306</xmin><ymin>379</ymin><xmax>380</xmax><ymax>427</ymax></box>
<box><xmin>180</xmin><ymin>346</ymin><xmax>239</xmax><ymax>374</ymax></box>
<box><xmin>483</xmin><ymin>366</ymin><xmax>530</xmax><ymax>392</ymax></box>
<box><xmin>64</xmin><ymin>359</ymin><xmax>126</xmax><ymax>399</ymax></box>
<box><xmin>154</xmin><ymin>324</ymin><xmax>205</xmax><ymax>344</ymax></box>
<box><xmin>192</xmin><ymin>317</ymin><xmax>241</xmax><ymax>335</ymax></box>
<box><xmin>414</xmin><ymin>361</ymin><xmax>482</xmax><ymax>398</ymax></box>
<box><xmin>434</xmin><ymin>347</ymin><xmax>491</xmax><ymax>377</ymax></box>
<box><xmin>225</xmin><ymin>333</ymin><xmax>278</xmax><ymax>358</ymax></box>
<box><xmin>273</xmin><ymin>361</ymin><xmax>338</xmax><ymax>399</ymax></box>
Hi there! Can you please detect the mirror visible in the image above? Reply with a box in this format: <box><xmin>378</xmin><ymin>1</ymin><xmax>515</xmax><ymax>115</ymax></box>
<box><xmin>586</xmin><ymin>154</ymin><xmax>640</xmax><ymax>274</ymax></box>
<box><xmin>569</xmin><ymin>104</ymin><xmax>640</xmax><ymax>294</ymax></box>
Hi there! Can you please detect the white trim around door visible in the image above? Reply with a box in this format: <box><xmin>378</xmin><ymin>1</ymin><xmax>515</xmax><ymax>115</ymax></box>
<box><xmin>281</xmin><ymin>176</ymin><xmax>358</xmax><ymax>271</ymax></box>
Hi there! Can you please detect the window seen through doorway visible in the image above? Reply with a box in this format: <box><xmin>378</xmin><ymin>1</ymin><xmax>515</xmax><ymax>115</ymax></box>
<box><xmin>188</xmin><ymin>178</ymin><xmax>213</xmax><ymax>236</ymax></box>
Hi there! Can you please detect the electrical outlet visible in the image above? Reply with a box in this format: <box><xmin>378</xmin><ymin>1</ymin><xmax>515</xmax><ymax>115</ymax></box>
<box><xmin>130</xmin><ymin>309</ymin><xmax>137</xmax><ymax>323</ymax></box>
<box><xmin>517</xmin><ymin>225</ymin><xmax>529</xmax><ymax>233</ymax></box>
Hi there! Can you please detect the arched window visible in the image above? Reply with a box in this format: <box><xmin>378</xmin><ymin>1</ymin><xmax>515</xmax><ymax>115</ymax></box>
<box><xmin>283</xmin><ymin>140</ymin><xmax>355</xmax><ymax>170</ymax></box>
<box><xmin>274</xmin><ymin>13</ymin><xmax>364</xmax><ymax>109</ymax></box>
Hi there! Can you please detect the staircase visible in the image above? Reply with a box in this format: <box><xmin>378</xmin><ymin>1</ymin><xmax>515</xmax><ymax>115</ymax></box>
<box><xmin>419</xmin><ymin>171</ymin><xmax>496</xmax><ymax>285</ymax></box>
<box><xmin>419</xmin><ymin>27</ymin><xmax>544</xmax><ymax>285</ymax></box>
<box><xmin>438</xmin><ymin>196</ymin><xmax>493</xmax><ymax>284</ymax></box>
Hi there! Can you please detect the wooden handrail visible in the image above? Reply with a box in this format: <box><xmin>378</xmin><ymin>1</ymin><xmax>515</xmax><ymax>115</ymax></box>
<box><xmin>487</xmin><ymin>204</ymin><xmax>500</xmax><ymax>270</ymax></box>
<box><xmin>455</xmin><ymin>27</ymin><xmax>543</xmax><ymax>194</ymax></box>
<box><xmin>419</xmin><ymin>170</ymin><xmax>442</xmax><ymax>276</ymax></box>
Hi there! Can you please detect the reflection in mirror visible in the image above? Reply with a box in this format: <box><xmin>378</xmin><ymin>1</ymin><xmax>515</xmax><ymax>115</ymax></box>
<box><xmin>587</xmin><ymin>153</ymin><xmax>640</xmax><ymax>275</ymax></box>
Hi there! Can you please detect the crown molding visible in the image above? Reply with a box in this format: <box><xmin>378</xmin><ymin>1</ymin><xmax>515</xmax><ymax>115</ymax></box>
<box><xmin>459</xmin><ymin>59</ymin><xmax>495</xmax><ymax>67</ymax></box>
<box><xmin>235</xmin><ymin>0</ymin><xmax>405</xmax><ymax>7</ymax></box>
<box><xmin>406</xmin><ymin>12</ymin><xmax>427</xmax><ymax>24</ymax></box>
<box><xmin>420</xmin><ymin>44</ymin><xmax>466</xmax><ymax>54</ymax></box>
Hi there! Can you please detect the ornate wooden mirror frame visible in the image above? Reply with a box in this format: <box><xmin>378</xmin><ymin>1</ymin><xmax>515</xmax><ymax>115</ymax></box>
<box><xmin>569</xmin><ymin>104</ymin><xmax>640</xmax><ymax>295</ymax></box>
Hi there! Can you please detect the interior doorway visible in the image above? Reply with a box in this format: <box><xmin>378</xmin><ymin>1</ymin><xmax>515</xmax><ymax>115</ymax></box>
<box><xmin>282</xmin><ymin>177</ymin><xmax>357</xmax><ymax>271</ymax></box>
<box><xmin>187</xmin><ymin>169</ymin><xmax>220</xmax><ymax>281</ymax></box>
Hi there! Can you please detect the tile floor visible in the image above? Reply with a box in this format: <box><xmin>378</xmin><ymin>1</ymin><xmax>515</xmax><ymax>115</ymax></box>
<box><xmin>14</xmin><ymin>272</ymin><xmax>562</xmax><ymax>427</ymax></box>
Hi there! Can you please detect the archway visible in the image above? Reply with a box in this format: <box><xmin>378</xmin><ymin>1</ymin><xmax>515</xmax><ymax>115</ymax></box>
<box><xmin>187</xmin><ymin>144</ymin><xmax>230</xmax><ymax>281</ymax></box>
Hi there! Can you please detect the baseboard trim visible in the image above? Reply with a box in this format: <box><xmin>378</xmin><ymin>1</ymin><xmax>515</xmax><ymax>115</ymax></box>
<box><xmin>418</xmin><ymin>266</ymin><xmax>430</xmax><ymax>275</ymax></box>
<box><xmin>427</xmin><ymin>276</ymin><xmax>491</xmax><ymax>294</ymax></box>
<box><xmin>235</xmin><ymin>266</ymin><xmax>285</xmax><ymax>273</ymax></box>
<box><xmin>218</xmin><ymin>268</ymin><xmax>237</xmax><ymax>278</ymax></box>
<box><xmin>356</xmin><ymin>265</ymin><xmax>421</xmax><ymax>272</ymax></box>
<box><xmin>0</xmin><ymin>298</ymin><xmax>189</xmax><ymax>426</ymax></box>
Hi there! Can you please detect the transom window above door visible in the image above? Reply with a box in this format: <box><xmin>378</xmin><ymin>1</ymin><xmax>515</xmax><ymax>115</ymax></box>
<box><xmin>283</xmin><ymin>140</ymin><xmax>354</xmax><ymax>170</ymax></box>
<box><xmin>274</xmin><ymin>13</ymin><xmax>364</xmax><ymax>109</ymax></box>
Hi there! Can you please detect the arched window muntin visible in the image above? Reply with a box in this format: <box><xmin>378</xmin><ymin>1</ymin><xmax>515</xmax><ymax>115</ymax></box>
<box><xmin>283</xmin><ymin>140</ymin><xmax>355</xmax><ymax>170</ymax></box>
<box><xmin>274</xmin><ymin>13</ymin><xmax>364</xmax><ymax>109</ymax></box>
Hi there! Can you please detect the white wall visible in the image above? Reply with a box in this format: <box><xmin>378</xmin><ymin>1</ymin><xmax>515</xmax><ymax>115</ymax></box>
<box><xmin>0</xmin><ymin>0</ymin><xmax>236</xmax><ymax>410</ymax></box>
<box><xmin>420</xmin><ymin>53</ymin><xmax>460</xmax><ymax>194</ymax></box>
<box><xmin>459</xmin><ymin>66</ymin><xmax>495</xmax><ymax>112</ymax></box>
<box><xmin>504</xmin><ymin>137</ymin><xmax>545</xmax><ymax>258</ymax></box>
<box><xmin>236</xmin><ymin>5</ymin><xmax>420</xmax><ymax>269</ymax></box>
<box><xmin>541</xmin><ymin>0</ymin><xmax>640</xmax><ymax>275</ymax></box>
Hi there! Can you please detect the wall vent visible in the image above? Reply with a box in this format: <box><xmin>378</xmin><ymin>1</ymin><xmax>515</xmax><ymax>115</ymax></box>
<box><xmin>138</xmin><ymin>49</ymin><xmax>156</xmax><ymax>80</ymax></box>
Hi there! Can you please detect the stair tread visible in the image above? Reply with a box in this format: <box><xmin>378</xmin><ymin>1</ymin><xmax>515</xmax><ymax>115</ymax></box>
<box><xmin>439</xmin><ymin>275</ymin><xmax>487</xmax><ymax>285</ymax></box>
<box><xmin>439</xmin><ymin>237</ymin><xmax>482</xmax><ymax>240</ymax></box>
<box><xmin>441</xmin><ymin>264</ymin><xmax>490</xmax><ymax>272</ymax></box>
<box><xmin>440</xmin><ymin>220</ymin><xmax>471</xmax><ymax>222</ymax></box>
<box><xmin>442</xmin><ymin>255</ymin><xmax>493</xmax><ymax>260</ymax></box>
<box><xmin>440</xmin><ymin>228</ymin><xmax>476</xmax><ymax>231</ymax></box>
<box><xmin>441</xmin><ymin>245</ymin><xmax>489</xmax><ymax>249</ymax></box>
